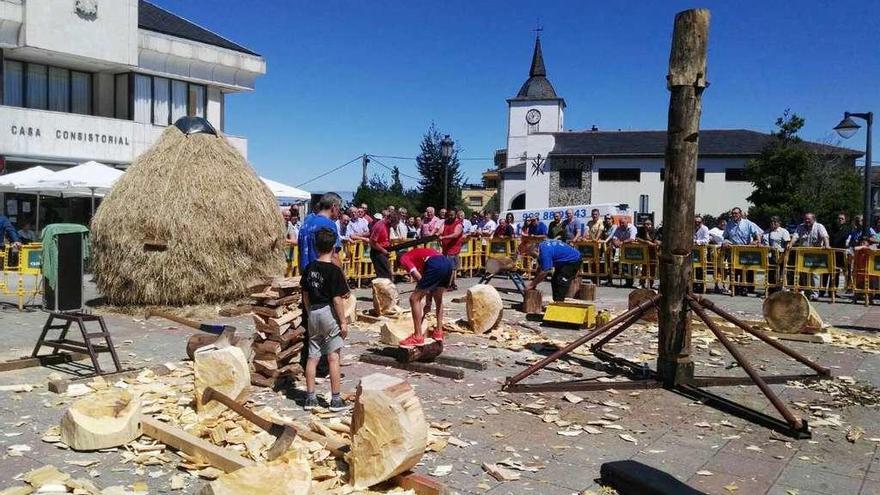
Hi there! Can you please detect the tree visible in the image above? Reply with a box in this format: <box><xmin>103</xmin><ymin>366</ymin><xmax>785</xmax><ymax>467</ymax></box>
<box><xmin>745</xmin><ymin>110</ymin><xmax>863</xmax><ymax>228</ymax></box>
<box><xmin>353</xmin><ymin>174</ymin><xmax>419</xmax><ymax>217</ymax></box>
<box><xmin>416</xmin><ymin>123</ymin><xmax>464</xmax><ymax>211</ymax></box>
<box><xmin>390</xmin><ymin>166</ymin><xmax>404</xmax><ymax>196</ymax></box>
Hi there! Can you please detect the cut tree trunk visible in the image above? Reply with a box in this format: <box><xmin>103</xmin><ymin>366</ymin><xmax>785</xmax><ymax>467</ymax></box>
<box><xmin>194</xmin><ymin>346</ymin><xmax>250</xmax><ymax>416</ymax></box>
<box><xmin>199</xmin><ymin>450</ymin><xmax>311</xmax><ymax>495</ymax></box>
<box><xmin>349</xmin><ymin>373</ymin><xmax>427</xmax><ymax>488</ymax></box>
<box><xmin>186</xmin><ymin>334</ymin><xmax>244</xmax><ymax>361</ymax></box>
<box><xmin>372</xmin><ymin>278</ymin><xmax>400</xmax><ymax>316</ymax></box>
<box><xmin>565</xmin><ymin>276</ymin><xmax>582</xmax><ymax>299</ymax></box>
<box><xmin>628</xmin><ymin>288</ymin><xmax>659</xmax><ymax>323</ymax></box>
<box><xmin>577</xmin><ymin>282</ymin><xmax>596</xmax><ymax>301</ymax></box>
<box><xmin>466</xmin><ymin>284</ymin><xmax>503</xmax><ymax>333</ymax></box>
<box><xmin>763</xmin><ymin>291</ymin><xmax>825</xmax><ymax>334</ymax></box>
<box><xmin>485</xmin><ymin>256</ymin><xmax>516</xmax><ymax>275</ymax></box>
<box><xmin>381</xmin><ymin>320</ymin><xmax>413</xmax><ymax>346</ymax></box>
<box><xmin>60</xmin><ymin>389</ymin><xmax>142</xmax><ymax>450</ymax></box>
<box><xmin>522</xmin><ymin>289</ymin><xmax>543</xmax><ymax>314</ymax></box>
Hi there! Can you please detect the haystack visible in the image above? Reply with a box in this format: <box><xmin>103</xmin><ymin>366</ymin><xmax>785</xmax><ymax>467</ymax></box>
<box><xmin>91</xmin><ymin>119</ymin><xmax>284</xmax><ymax>305</ymax></box>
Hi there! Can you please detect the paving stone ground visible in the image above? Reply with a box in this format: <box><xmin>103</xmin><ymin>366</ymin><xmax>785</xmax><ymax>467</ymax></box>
<box><xmin>0</xmin><ymin>275</ymin><xmax>878</xmax><ymax>494</ymax></box>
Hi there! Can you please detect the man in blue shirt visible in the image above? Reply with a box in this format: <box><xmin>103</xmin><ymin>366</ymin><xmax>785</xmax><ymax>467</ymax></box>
<box><xmin>527</xmin><ymin>239</ymin><xmax>583</xmax><ymax>301</ymax></box>
<box><xmin>524</xmin><ymin>217</ymin><xmax>548</xmax><ymax>237</ymax></box>
<box><xmin>722</xmin><ymin>207</ymin><xmax>763</xmax><ymax>295</ymax></box>
<box><xmin>297</xmin><ymin>192</ymin><xmax>343</xmax><ymax>379</ymax></box>
<box><xmin>0</xmin><ymin>215</ymin><xmax>21</xmax><ymax>249</ymax></box>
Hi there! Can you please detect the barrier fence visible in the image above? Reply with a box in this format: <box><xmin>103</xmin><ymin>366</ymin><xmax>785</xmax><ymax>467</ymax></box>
<box><xmin>282</xmin><ymin>237</ymin><xmax>880</xmax><ymax>304</ymax></box>
<box><xmin>0</xmin><ymin>242</ymin><xmax>43</xmax><ymax>309</ymax></box>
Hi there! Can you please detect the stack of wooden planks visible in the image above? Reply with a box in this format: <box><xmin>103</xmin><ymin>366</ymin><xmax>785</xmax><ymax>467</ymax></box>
<box><xmin>249</xmin><ymin>277</ymin><xmax>305</xmax><ymax>389</ymax></box>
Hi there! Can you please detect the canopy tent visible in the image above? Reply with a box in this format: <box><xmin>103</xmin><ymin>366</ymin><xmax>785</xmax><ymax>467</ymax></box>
<box><xmin>18</xmin><ymin>161</ymin><xmax>124</xmax><ymax>216</ymax></box>
<box><xmin>0</xmin><ymin>166</ymin><xmax>58</xmax><ymax>231</ymax></box>
<box><xmin>259</xmin><ymin>177</ymin><xmax>310</xmax><ymax>201</ymax></box>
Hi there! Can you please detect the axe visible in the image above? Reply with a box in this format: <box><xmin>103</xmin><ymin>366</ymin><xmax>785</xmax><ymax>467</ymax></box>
<box><xmin>145</xmin><ymin>309</ymin><xmax>241</xmax><ymax>358</ymax></box>
<box><xmin>201</xmin><ymin>386</ymin><xmax>297</xmax><ymax>461</ymax></box>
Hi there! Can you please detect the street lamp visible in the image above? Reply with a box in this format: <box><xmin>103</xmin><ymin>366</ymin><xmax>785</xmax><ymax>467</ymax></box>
<box><xmin>440</xmin><ymin>134</ymin><xmax>454</xmax><ymax>210</ymax></box>
<box><xmin>834</xmin><ymin>111</ymin><xmax>874</xmax><ymax>236</ymax></box>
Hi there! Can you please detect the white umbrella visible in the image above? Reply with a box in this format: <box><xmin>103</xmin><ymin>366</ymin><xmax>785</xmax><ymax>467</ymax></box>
<box><xmin>260</xmin><ymin>176</ymin><xmax>310</xmax><ymax>201</ymax></box>
<box><xmin>18</xmin><ymin>161</ymin><xmax>124</xmax><ymax>215</ymax></box>
<box><xmin>0</xmin><ymin>166</ymin><xmax>56</xmax><ymax>231</ymax></box>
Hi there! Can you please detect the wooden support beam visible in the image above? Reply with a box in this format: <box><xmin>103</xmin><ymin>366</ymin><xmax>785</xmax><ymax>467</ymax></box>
<box><xmin>359</xmin><ymin>353</ymin><xmax>465</xmax><ymax>379</ymax></box>
<box><xmin>141</xmin><ymin>417</ymin><xmax>254</xmax><ymax>473</ymax></box>
<box><xmin>657</xmin><ymin>8</ymin><xmax>709</xmax><ymax>387</ymax></box>
<box><xmin>434</xmin><ymin>355</ymin><xmax>488</xmax><ymax>371</ymax></box>
<box><xmin>0</xmin><ymin>353</ymin><xmax>89</xmax><ymax>373</ymax></box>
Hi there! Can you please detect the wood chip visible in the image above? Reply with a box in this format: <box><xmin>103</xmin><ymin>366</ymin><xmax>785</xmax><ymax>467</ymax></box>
<box><xmin>482</xmin><ymin>463</ymin><xmax>520</xmax><ymax>481</ymax></box>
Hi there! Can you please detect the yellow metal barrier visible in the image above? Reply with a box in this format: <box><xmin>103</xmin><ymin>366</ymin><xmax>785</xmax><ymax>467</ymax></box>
<box><xmin>726</xmin><ymin>245</ymin><xmax>770</xmax><ymax>296</ymax></box>
<box><xmin>573</xmin><ymin>240</ymin><xmax>608</xmax><ymax>280</ymax></box>
<box><xmin>853</xmin><ymin>248</ymin><xmax>880</xmax><ymax>305</ymax></box>
<box><xmin>1</xmin><ymin>243</ymin><xmax>42</xmax><ymax>309</ymax></box>
<box><xmin>785</xmin><ymin>247</ymin><xmax>843</xmax><ymax>303</ymax></box>
<box><xmin>615</xmin><ymin>243</ymin><xmax>657</xmax><ymax>287</ymax></box>
<box><xmin>690</xmin><ymin>244</ymin><xmax>709</xmax><ymax>293</ymax></box>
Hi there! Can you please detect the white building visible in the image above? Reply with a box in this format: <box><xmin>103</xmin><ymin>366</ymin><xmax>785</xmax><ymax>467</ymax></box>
<box><xmin>0</xmin><ymin>0</ymin><xmax>265</xmax><ymax>224</ymax></box>
<box><xmin>498</xmin><ymin>37</ymin><xmax>861</xmax><ymax>221</ymax></box>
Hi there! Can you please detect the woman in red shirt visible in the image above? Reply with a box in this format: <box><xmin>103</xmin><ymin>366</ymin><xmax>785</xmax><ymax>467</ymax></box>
<box><xmin>439</xmin><ymin>208</ymin><xmax>464</xmax><ymax>290</ymax></box>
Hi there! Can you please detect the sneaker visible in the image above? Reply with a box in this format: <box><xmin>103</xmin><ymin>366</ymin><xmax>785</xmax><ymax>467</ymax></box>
<box><xmin>303</xmin><ymin>396</ymin><xmax>319</xmax><ymax>411</ymax></box>
<box><xmin>398</xmin><ymin>334</ymin><xmax>425</xmax><ymax>347</ymax></box>
<box><xmin>430</xmin><ymin>327</ymin><xmax>444</xmax><ymax>341</ymax></box>
<box><xmin>329</xmin><ymin>396</ymin><xmax>349</xmax><ymax>412</ymax></box>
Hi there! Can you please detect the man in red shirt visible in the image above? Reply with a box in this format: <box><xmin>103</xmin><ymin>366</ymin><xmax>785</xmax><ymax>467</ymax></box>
<box><xmin>397</xmin><ymin>247</ymin><xmax>451</xmax><ymax>346</ymax></box>
<box><xmin>369</xmin><ymin>211</ymin><xmax>395</xmax><ymax>279</ymax></box>
<box><xmin>439</xmin><ymin>208</ymin><xmax>464</xmax><ymax>290</ymax></box>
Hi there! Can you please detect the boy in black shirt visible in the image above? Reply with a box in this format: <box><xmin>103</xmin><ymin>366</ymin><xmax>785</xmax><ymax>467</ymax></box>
<box><xmin>301</xmin><ymin>228</ymin><xmax>350</xmax><ymax>411</ymax></box>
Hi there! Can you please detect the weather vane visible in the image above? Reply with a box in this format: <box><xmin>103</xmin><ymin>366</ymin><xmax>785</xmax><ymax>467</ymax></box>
<box><xmin>533</xmin><ymin>19</ymin><xmax>543</xmax><ymax>37</ymax></box>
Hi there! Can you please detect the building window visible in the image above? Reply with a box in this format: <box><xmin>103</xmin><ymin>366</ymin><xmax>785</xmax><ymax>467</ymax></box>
<box><xmin>115</xmin><ymin>73</ymin><xmax>129</xmax><ymax>119</ymax></box>
<box><xmin>725</xmin><ymin>168</ymin><xmax>749</xmax><ymax>182</ymax></box>
<box><xmin>598</xmin><ymin>168</ymin><xmax>640</xmax><ymax>182</ymax></box>
<box><xmin>3</xmin><ymin>61</ymin><xmax>23</xmax><ymax>107</ymax></box>
<box><xmin>559</xmin><ymin>169</ymin><xmax>583</xmax><ymax>188</ymax></box>
<box><xmin>660</xmin><ymin>168</ymin><xmax>705</xmax><ymax>182</ymax></box>
<box><xmin>3</xmin><ymin>60</ymin><xmax>92</xmax><ymax>114</ymax></box>
<box><xmin>128</xmin><ymin>73</ymin><xmax>206</xmax><ymax>125</ymax></box>
<box><xmin>468</xmin><ymin>196</ymin><xmax>484</xmax><ymax>207</ymax></box>
<box><xmin>26</xmin><ymin>63</ymin><xmax>48</xmax><ymax>110</ymax></box>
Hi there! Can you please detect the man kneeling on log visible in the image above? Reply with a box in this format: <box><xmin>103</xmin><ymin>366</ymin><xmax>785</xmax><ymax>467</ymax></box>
<box><xmin>397</xmin><ymin>247</ymin><xmax>451</xmax><ymax>347</ymax></box>
<box><xmin>527</xmin><ymin>239</ymin><xmax>583</xmax><ymax>302</ymax></box>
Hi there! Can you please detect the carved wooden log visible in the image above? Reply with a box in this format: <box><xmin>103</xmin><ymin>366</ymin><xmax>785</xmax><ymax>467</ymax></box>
<box><xmin>194</xmin><ymin>346</ymin><xmax>250</xmax><ymax>416</ymax></box>
<box><xmin>60</xmin><ymin>389</ymin><xmax>142</xmax><ymax>451</ymax></box>
<box><xmin>199</xmin><ymin>450</ymin><xmax>311</xmax><ymax>495</ymax></box>
<box><xmin>763</xmin><ymin>291</ymin><xmax>825</xmax><ymax>334</ymax></box>
<box><xmin>628</xmin><ymin>288</ymin><xmax>659</xmax><ymax>323</ymax></box>
<box><xmin>466</xmin><ymin>284</ymin><xmax>503</xmax><ymax>333</ymax></box>
<box><xmin>349</xmin><ymin>373</ymin><xmax>427</xmax><ymax>488</ymax></box>
<box><xmin>380</xmin><ymin>320</ymin><xmax>413</xmax><ymax>346</ymax></box>
<box><xmin>522</xmin><ymin>289</ymin><xmax>543</xmax><ymax>314</ymax></box>
<box><xmin>372</xmin><ymin>278</ymin><xmax>400</xmax><ymax>316</ymax></box>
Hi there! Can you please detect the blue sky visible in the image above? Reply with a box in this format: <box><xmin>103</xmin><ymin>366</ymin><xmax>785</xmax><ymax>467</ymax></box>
<box><xmin>156</xmin><ymin>0</ymin><xmax>879</xmax><ymax>193</ymax></box>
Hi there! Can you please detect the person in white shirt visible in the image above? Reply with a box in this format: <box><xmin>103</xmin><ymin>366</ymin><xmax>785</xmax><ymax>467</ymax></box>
<box><xmin>286</xmin><ymin>208</ymin><xmax>301</xmax><ymax>244</ymax></box>
<box><xmin>763</xmin><ymin>216</ymin><xmax>790</xmax><ymax>290</ymax></box>
<box><xmin>346</xmin><ymin>207</ymin><xmax>370</xmax><ymax>242</ymax></box>
<box><xmin>459</xmin><ymin>210</ymin><xmax>472</xmax><ymax>234</ymax></box>
<box><xmin>693</xmin><ymin>215</ymin><xmax>710</xmax><ymax>245</ymax></box>
<box><xmin>481</xmin><ymin>213</ymin><xmax>498</xmax><ymax>237</ymax></box>
<box><xmin>708</xmin><ymin>218</ymin><xmax>726</xmax><ymax>245</ymax></box>
<box><xmin>790</xmin><ymin>212</ymin><xmax>829</xmax><ymax>300</ymax></box>
<box><xmin>608</xmin><ymin>217</ymin><xmax>638</xmax><ymax>287</ymax></box>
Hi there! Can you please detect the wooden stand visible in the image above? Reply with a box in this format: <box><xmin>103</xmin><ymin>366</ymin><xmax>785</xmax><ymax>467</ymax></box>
<box><xmin>31</xmin><ymin>312</ymin><xmax>123</xmax><ymax>377</ymax></box>
<box><xmin>522</xmin><ymin>289</ymin><xmax>543</xmax><ymax>314</ymax></box>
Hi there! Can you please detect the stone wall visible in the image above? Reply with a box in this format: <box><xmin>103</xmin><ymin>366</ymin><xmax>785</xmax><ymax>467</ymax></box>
<box><xmin>549</xmin><ymin>157</ymin><xmax>591</xmax><ymax>206</ymax></box>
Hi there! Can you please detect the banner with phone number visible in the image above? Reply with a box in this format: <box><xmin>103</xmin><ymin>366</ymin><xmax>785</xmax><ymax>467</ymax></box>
<box><xmin>503</xmin><ymin>203</ymin><xmax>632</xmax><ymax>225</ymax></box>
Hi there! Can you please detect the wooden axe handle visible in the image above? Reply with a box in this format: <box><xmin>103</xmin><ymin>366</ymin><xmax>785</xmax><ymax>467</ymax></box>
<box><xmin>146</xmin><ymin>309</ymin><xmax>202</xmax><ymax>331</ymax></box>
<box><xmin>203</xmin><ymin>387</ymin><xmax>275</xmax><ymax>432</ymax></box>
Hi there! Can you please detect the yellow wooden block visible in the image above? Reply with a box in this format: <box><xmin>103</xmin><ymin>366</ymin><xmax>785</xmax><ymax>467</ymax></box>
<box><xmin>543</xmin><ymin>302</ymin><xmax>596</xmax><ymax>328</ymax></box>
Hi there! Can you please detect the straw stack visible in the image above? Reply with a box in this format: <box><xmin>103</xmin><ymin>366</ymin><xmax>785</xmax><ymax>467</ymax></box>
<box><xmin>249</xmin><ymin>277</ymin><xmax>305</xmax><ymax>388</ymax></box>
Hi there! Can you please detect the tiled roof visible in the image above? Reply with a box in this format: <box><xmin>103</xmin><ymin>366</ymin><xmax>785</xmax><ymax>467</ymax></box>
<box><xmin>139</xmin><ymin>1</ymin><xmax>259</xmax><ymax>56</ymax></box>
<box><xmin>550</xmin><ymin>129</ymin><xmax>863</xmax><ymax>157</ymax></box>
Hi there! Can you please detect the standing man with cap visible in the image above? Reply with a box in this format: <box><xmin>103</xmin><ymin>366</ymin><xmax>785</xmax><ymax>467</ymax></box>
<box><xmin>369</xmin><ymin>211</ymin><xmax>396</xmax><ymax>279</ymax></box>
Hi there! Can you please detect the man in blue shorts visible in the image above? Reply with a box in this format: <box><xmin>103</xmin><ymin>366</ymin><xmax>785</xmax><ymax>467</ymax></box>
<box><xmin>527</xmin><ymin>239</ymin><xmax>583</xmax><ymax>302</ymax></box>
<box><xmin>397</xmin><ymin>247</ymin><xmax>451</xmax><ymax>347</ymax></box>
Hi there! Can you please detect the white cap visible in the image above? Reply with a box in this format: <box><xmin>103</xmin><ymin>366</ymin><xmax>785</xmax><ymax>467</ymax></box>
<box><xmin>373</xmin><ymin>213</ymin><xmax>383</xmax><ymax>220</ymax></box>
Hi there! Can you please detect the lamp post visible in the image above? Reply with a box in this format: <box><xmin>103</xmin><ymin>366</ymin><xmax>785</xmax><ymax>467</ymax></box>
<box><xmin>834</xmin><ymin>111</ymin><xmax>874</xmax><ymax>236</ymax></box>
<box><xmin>440</xmin><ymin>134</ymin><xmax>454</xmax><ymax>210</ymax></box>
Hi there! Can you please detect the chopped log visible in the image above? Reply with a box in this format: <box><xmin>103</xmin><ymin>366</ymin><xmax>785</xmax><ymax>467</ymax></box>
<box><xmin>372</xmin><ymin>278</ymin><xmax>400</xmax><ymax>315</ymax></box>
<box><xmin>381</xmin><ymin>320</ymin><xmax>414</xmax><ymax>346</ymax></box>
<box><xmin>465</xmin><ymin>284</ymin><xmax>503</xmax><ymax>333</ymax></box>
<box><xmin>388</xmin><ymin>339</ymin><xmax>444</xmax><ymax>363</ymax></box>
<box><xmin>186</xmin><ymin>334</ymin><xmax>244</xmax><ymax>361</ymax></box>
<box><xmin>628</xmin><ymin>288</ymin><xmax>659</xmax><ymax>323</ymax></box>
<box><xmin>577</xmin><ymin>282</ymin><xmax>596</xmax><ymax>301</ymax></box>
<box><xmin>60</xmin><ymin>390</ymin><xmax>142</xmax><ymax>451</ymax></box>
<box><xmin>342</xmin><ymin>294</ymin><xmax>358</xmax><ymax>324</ymax></box>
<box><xmin>269</xmin><ymin>310</ymin><xmax>301</xmax><ymax>329</ymax></box>
<box><xmin>199</xmin><ymin>450</ymin><xmax>311</xmax><ymax>495</ymax></box>
<box><xmin>350</xmin><ymin>373</ymin><xmax>428</xmax><ymax>488</ymax></box>
<box><xmin>194</xmin><ymin>346</ymin><xmax>250</xmax><ymax>416</ymax></box>
<box><xmin>522</xmin><ymin>288</ymin><xmax>543</xmax><ymax>314</ymax></box>
<box><xmin>251</xmin><ymin>305</ymin><xmax>285</xmax><ymax>319</ymax></box>
<box><xmin>141</xmin><ymin>417</ymin><xmax>254</xmax><ymax>473</ymax></box>
<box><xmin>252</xmin><ymin>340</ymin><xmax>282</xmax><ymax>355</ymax></box>
<box><xmin>271</xmin><ymin>277</ymin><xmax>300</xmax><ymax>290</ymax></box>
<box><xmin>485</xmin><ymin>256</ymin><xmax>516</xmax><ymax>275</ymax></box>
<box><xmin>276</xmin><ymin>342</ymin><xmax>304</xmax><ymax>363</ymax></box>
<box><xmin>263</xmin><ymin>294</ymin><xmax>299</xmax><ymax>307</ymax></box>
<box><xmin>762</xmin><ymin>291</ymin><xmax>825</xmax><ymax>334</ymax></box>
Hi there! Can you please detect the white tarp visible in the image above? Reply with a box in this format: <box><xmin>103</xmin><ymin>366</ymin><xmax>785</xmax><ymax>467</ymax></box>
<box><xmin>17</xmin><ymin>160</ymin><xmax>123</xmax><ymax>196</ymax></box>
<box><xmin>0</xmin><ymin>166</ymin><xmax>55</xmax><ymax>192</ymax></box>
<box><xmin>260</xmin><ymin>176</ymin><xmax>310</xmax><ymax>201</ymax></box>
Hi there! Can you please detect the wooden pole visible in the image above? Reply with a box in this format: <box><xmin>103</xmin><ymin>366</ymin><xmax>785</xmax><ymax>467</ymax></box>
<box><xmin>657</xmin><ymin>9</ymin><xmax>709</xmax><ymax>387</ymax></box>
